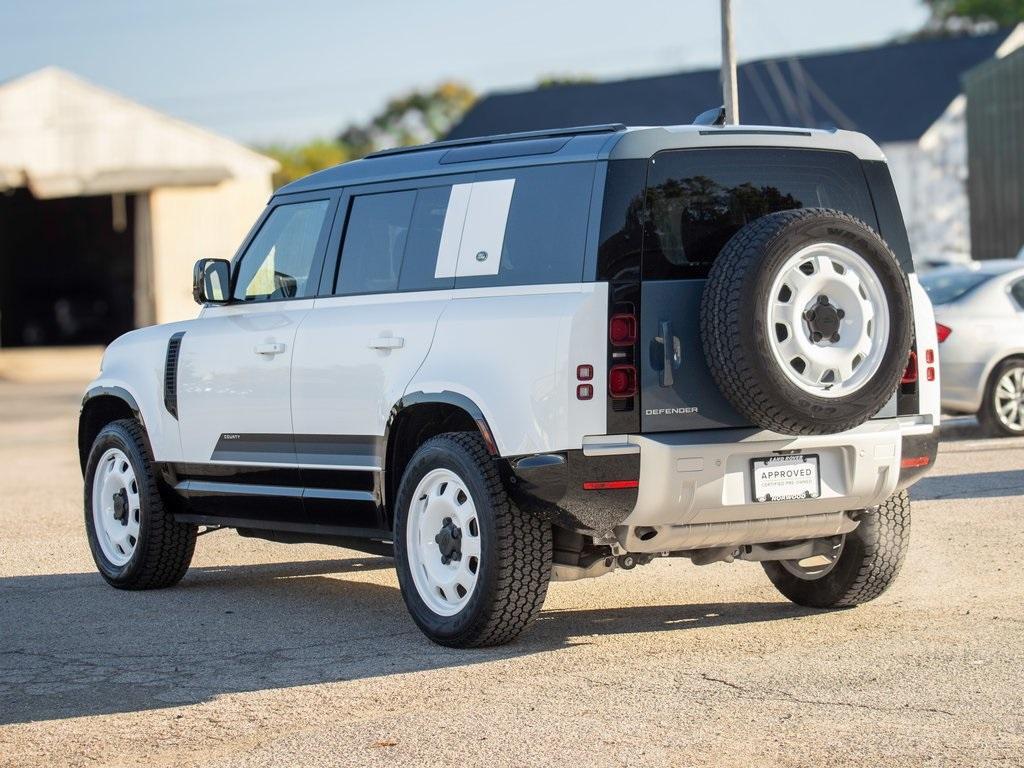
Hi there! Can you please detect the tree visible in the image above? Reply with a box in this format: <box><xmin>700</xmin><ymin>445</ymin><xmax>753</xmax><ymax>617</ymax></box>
<box><xmin>337</xmin><ymin>80</ymin><xmax>476</xmax><ymax>151</ymax></box>
<box><xmin>922</xmin><ymin>0</ymin><xmax>1024</xmax><ymax>34</ymax></box>
<box><xmin>261</xmin><ymin>80</ymin><xmax>476</xmax><ymax>188</ymax></box>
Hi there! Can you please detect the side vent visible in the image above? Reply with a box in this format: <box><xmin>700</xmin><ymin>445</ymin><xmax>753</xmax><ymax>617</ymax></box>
<box><xmin>164</xmin><ymin>332</ymin><xmax>185</xmax><ymax>419</ymax></box>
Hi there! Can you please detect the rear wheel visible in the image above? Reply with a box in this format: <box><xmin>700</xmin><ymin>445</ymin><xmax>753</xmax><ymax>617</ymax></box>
<box><xmin>978</xmin><ymin>357</ymin><xmax>1024</xmax><ymax>437</ymax></box>
<box><xmin>84</xmin><ymin>419</ymin><xmax>196</xmax><ymax>589</ymax></box>
<box><xmin>393</xmin><ymin>432</ymin><xmax>552</xmax><ymax>647</ymax></box>
<box><xmin>762</xmin><ymin>490</ymin><xmax>910</xmax><ymax>607</ymax></box>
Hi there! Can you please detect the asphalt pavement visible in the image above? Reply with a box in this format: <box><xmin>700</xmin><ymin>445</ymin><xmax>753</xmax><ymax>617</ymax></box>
<box><xmin>1</xmin><ymin>380</ymin><xmax>1022</xmax><ymax>767</ymax></box>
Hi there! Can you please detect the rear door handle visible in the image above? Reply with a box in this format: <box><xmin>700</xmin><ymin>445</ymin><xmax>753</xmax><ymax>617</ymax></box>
<box><xmin>254</xmin><ymin>342</ymin><xmax>286</xmax><ymax>356</ymax></box>
<box><xmin>368</xmin><ymin>336</ymin><xmax>405</xmax><ymax>350</ymax></box>
<box><xmin>656</xmin><ymin>320</ymin><xmax>682</xmax><ymax>387</ymax></box>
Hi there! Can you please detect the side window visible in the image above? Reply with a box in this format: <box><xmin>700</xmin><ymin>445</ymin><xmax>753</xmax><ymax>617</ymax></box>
<box><xmin>453</xmin><ymin>163</ymin><xmax>595</xmax><ymax>288</ymax></box>
<box><xmin>233</xmin><ymin>200</ymin><xmax>329</xmax><ymax>302</ymax></box>
<box><xmin>1011</xmin><ymin>279</ymin><xmax>1024</xmax><ymax>309</ymax></box>
<box><xmin>335</xmin><ymin>191</ymin><xmax>416</xmax><ymax>295</ymax></box>
<box><xmin>398</xmin><ymin>185</ymin><xmax>456</xmax><ymax>292</ymax></box>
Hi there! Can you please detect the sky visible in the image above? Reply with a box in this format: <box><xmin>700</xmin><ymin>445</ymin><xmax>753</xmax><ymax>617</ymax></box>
<box><xmin>0</xmin><ymin>0</ymin><xmax>931</xmax><ymax>146</ymax></box>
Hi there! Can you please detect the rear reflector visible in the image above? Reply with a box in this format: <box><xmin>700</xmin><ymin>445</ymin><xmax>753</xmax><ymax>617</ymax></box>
<box><xmin>576</xmin><ymin>383</ymin><xmax>593</xmax><ymax>400</ymax></box>
<box><xmin>609</xmin><ymin>314</ymin><xmax>637</xmax><ymax>346</ymax></box>
<box><xmin>583</xmin><ymin>480</ymin><xmax>639</xmax><ymax>490</ymax></box>
<box><xmin>901</xmin><ymin>455</ymin><xmax>930</xmax><ymax>469</ymax></box>
<box><xmin>936</xmin><ymin>323</ymin><xmax>952</xmax><ymax>343</ymax></box>
<box><xmin>576</xmin><ymin>364</ymin><xmax>593</xmax><ymax>381</ymax></box>
<box><xmin>608</xmin><ymin>364</ymin><xmax>637</xmax><ymax>398</ymax></box>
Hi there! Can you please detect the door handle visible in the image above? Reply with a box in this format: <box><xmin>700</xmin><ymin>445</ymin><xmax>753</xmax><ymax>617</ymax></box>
<box><xmin>253</xmin><ymin>342</ymin><xmax>286</xmax><ymax>356</ymax></box>
<box><xmin>368</xmin><ymin>336</ymin><xmax>405</xmax><ymax>350</ymax></box>
<box><xmin>655</xmin><ymin>320</ymin><xmax>682</xmax><ymax>387</ymax></box>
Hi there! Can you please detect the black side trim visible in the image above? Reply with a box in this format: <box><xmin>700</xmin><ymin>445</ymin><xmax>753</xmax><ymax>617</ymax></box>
<box><xmin>82</xmin><ymin>385</ymin><xmax>141</xmax><ymax>420</ymax></box>
<box><xmin>209</xmin><ymin>433</ymin><xmax>383</xmax><ymax>467</ymax></box>
<box><xmin>393</xmin><ymin>391</ymin><xmax>497</xmax><ymax>454</ymax></box>
<box><xmin>897</xmin><ymin>432</ymin><xmax>938</xmax><ymax>491</ymax></box>
<box><xmin>503</xmin><ymin>449</ymin><xmax>640</xmax><ymax>531</ymax></box>
<box><xmin>164</xmin><ymin>332</ymin><xmax>185</xmax><ymax>419</ymax></box>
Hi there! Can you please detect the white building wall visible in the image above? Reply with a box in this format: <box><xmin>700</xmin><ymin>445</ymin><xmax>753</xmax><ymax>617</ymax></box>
<box><xmin>148</xmin><ymin>178</ymin><xmax>272</xmax><ymax>325</ymax></box>
<box><xmin>881</xmin><ymin>95</ymin><xmax>971</xmax><ymax>266</ymax></box>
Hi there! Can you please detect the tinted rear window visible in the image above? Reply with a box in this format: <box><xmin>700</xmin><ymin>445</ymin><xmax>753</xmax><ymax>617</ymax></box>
<box><xmin>454</xmin><ymin>163</ymin><xmax>595</xmax><ymax>288</ymax></box>
<box><xmin>643</xmin><ymin>148</ymin><xmax>878</xmax><ymax>280</ymax></box>
<box><xmin>921</xmin><ymin>270</ymin><xmax>992</xmax><ymax>305</ymax></box>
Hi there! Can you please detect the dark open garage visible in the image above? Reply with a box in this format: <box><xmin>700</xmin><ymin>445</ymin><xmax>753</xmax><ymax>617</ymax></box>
<box><xmin>0</xmin><ymin>189</ymin><xmax>135</xmax><ymax>347</ymax></box>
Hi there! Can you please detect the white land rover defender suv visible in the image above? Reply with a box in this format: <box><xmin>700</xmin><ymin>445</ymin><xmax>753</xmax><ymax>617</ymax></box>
<box><xmin>80</xmin><ymin>123</ymin><xmax>940</xmax><ymax>648</ymax></box>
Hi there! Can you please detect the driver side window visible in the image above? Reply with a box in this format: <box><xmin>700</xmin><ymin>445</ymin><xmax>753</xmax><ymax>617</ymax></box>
<box><xmin>233</xmin><ymin>200</ymin><xmax>330</xmax><ymax>302</ymax></box>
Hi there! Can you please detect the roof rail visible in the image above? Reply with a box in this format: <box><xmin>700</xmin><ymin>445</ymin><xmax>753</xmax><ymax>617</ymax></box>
<box><xmin>365</xmin><ymin>123</ymin><xmax>627</xmax><ymax>159</ymax></box>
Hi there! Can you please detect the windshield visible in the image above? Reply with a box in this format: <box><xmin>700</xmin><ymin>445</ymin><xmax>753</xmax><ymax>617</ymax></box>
<box><xmin>920</xmin><ymin>271</ymin><xmax>991</xmax><ymax>305</ymax></box>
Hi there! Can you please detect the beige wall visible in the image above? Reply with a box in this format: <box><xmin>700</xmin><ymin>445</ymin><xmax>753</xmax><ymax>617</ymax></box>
<box><xmin>147</xmin><ymin>177</ymin><xmax>272</xmax><ymax>324</ymax></box>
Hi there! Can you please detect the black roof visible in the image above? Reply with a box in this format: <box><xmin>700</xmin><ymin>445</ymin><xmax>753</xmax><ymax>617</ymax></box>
<box><xmin>449</xmin><ymin>30</ymin><xmax>1015</xmax><ymax>144</ymax></box>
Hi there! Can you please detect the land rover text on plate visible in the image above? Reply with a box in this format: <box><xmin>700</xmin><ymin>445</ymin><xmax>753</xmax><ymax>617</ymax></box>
<box><xmin>79</xmin><ymin>123</ymin><xmax>939</xmax><ymax>647</ymax></box>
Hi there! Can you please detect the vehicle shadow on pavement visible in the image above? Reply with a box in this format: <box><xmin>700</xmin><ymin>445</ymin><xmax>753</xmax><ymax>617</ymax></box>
<box><xmin>911</xmin><ymin>468</ymin><xmax>1024</xmax><ymax>501</ymax></box>
<box><xmin>0</xmin><ymin>556</ymin><xmax>814</xmax><ymax>725</ymax></box>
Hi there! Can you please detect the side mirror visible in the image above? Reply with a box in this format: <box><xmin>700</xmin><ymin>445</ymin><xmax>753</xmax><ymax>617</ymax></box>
<box><xmin>193</xmin><ymin>258</ymin><xmax>231</xmax><ymax>305</ymax></box>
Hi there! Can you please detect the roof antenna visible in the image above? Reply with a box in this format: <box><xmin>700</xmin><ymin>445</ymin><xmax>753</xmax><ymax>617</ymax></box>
<box><xmin>693</xmin><ymin>106</ymin><xmax>726</xmax><ymax>126</ymax></box>
<box><xmin>720</xmin><ymin>0</ymin><xmax>739</xmax><ymax>124</ymax></box>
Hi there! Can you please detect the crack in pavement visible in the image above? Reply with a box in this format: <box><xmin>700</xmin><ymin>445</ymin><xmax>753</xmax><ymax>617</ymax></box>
<box><xmin>698</xmin><ymin>672</ymin><xmax>956</xmax><ymax>717</ymax></box>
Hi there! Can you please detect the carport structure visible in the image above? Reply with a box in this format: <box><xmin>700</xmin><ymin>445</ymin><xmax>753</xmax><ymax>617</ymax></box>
<box><xmin>0</xmin><ymin>67</ymin><xmax>277</xmax><ymax>346</ymax></box>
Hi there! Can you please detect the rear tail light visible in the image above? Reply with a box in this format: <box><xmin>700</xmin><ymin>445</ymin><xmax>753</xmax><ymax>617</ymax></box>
<box><xmin>583</xmin><ymin>479</ymin><xmax>639</xmax><ymax>490</ymax></box>
<box><xmin>901</xmin><ymin>455</ymin><xmax>930</xmax><ymax>469</ymax></box>
<box><xmin>608</xmin><ymin>364</ymin><xmax>637</xmax><ymax>398</ymax></box>
<box><xmin>609</xmin><ymin>314</ymin><xmax>637</xmax><ymax>346</ymax></box>
<box><xmin>936</xmin><ymin>323</ymin><xmax>952</xmax><ymax>343</ymax></box>
<box><xmin>901</xmin><ymin>350</ymin><xmax>918</xmax><ymax>385</ymax></box>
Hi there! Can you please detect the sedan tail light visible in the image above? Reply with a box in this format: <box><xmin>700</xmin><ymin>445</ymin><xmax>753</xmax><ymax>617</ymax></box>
<box><xmin>935</xmin><ymin>323</ymin><xmax>952</xmax><ymax>343</ymax></box>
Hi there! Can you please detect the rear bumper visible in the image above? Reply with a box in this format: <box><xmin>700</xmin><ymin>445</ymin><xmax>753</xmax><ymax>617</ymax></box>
<box><xmin>594</xmin><ymin>416</ymin><xmax>934</xmax><ymax>552</ymax></box>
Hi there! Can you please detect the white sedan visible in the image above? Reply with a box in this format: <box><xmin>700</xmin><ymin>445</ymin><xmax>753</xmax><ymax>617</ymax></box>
<box><xmin>922</xmin><ymin>260</ymin><xmax>1024</xmax><ymax>436</ymax></box>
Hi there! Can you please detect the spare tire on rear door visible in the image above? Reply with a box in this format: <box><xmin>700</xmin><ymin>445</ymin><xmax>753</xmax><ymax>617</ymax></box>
<box><xmin>700</xmin><ymin>208</ymin><xmax>912</xmax><ymax>436</ymax></box>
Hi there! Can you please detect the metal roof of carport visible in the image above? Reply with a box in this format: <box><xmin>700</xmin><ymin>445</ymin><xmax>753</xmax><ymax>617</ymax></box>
<box><xmin>448</xmin><ymin>27</ymin><xmax>1024</xmax><ymax>144</ymax></box>
<box><xmin>0</xmin><ymin>67</ymin><xmax>277</xmax><ymax>200</ymax></box>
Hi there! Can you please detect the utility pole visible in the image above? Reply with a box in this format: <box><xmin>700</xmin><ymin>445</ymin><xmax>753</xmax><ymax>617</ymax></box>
<box><xmin>720</xmin><ymin>0</ymin><xmax>739</xmax><ymax>124</ymax></box>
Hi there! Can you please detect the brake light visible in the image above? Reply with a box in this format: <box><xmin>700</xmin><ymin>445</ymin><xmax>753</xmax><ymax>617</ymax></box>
<box><xmin>583</xmin><ymin>479</ymin><xmax>639</xmax><ymax>490</ymax></box>
<box><xmin>608</xmin><ymin>364</ymin><xmax>637</xmax><ymax>398</ymax></box>
<box><xmin>609</xmin><ymin>314</ymin><xmax>637</xmax><ymax>346</ymax></box>
<box><xmin>936</xmin><ymin>323</ymin><xmax>952</xmax><ymax>343</ymax></box>
<box><xmin>901</xmin><ymin>455</ymin><xmax>930</xmax><ymax>469</ymax></box>
<box><xmin>901</xmin><ymin>350</ymin><xmax>918</xmax><ymax>385</ymax></box>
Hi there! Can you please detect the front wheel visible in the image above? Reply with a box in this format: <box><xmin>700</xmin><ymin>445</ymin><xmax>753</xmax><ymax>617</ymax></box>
<box><xmin>762</xmin><ymin>490</ymin><xmax>910</xmax><ymax>607</ymax></box>
<box><xmin>393</xmin><ymin>432</ymin><xmax>552</xmax><ymax>647</ymax></box>
<box><xmin>84</xmin><ymin>419</ymin><xmax>197</xmax><ymax>589</ymax></box>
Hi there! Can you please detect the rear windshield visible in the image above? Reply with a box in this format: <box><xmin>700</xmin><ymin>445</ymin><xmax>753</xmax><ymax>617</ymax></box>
<box><xmin>920</xmin><ymin>270</ymin><xmax>991</xmax><ymax>305</ymax></box>
<box><xmin>643</xmin><ymin>147</ymin><xmax>878</xmax><ymax>280</ymax></box>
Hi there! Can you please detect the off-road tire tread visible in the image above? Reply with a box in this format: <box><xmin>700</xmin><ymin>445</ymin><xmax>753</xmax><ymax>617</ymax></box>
<box><xmin>701</xmin><ymin>208</ymin><xmax>909</xmax><ymax>435</ymax></box>
<box><xmin>87</xmin><ymin>419</ymin><xmax>197</xmax><ymax>590</ymax></box>
<box><xmin>398</xmin><ymin>433</ymin><xmax>552</xmax><ymax>647</ymax></box>
<box><xmin>763</xmin><ymin>490</ymin><xmax>911</xmax><ymax>607</ymax></box>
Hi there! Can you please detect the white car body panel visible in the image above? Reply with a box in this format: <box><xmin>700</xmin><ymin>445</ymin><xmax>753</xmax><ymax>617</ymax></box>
<box><xmin>407</xmin><ymin>282</ymin><xmax>608</xmax><ymax>456</ymax></box>
<box><xmin>176</xmin><ymin>301</ymin><xmax>313</xmax><ymax>464</ymax></box>
<box><xmin>291</xmin><ymin>290</ymin><xmax>452</xmax><ymax>467</ymax></box>
<box><xmin>90</xmin><ymin>323</ymin><xmax>191</xmax><ymax>462</ymax></box>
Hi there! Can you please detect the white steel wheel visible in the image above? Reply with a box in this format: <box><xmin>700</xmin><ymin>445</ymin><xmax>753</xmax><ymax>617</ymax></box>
<box><xmin>767</xmin><ymin>242</ymin><xmax>891</xmax><ymax>399</ymax></box>
<box><xmin>993</xmin><ymin>365</ymin><xmax>1024</xmax><ymax>433</ymax></box>
<box><xmin>91</xmin><ymin>447</ymin><xmax>142</xmax><ymax>567</ymax></box>
<box><xmin>779</xmin><ymin>537</ymin><xmax>846</xmax><ymax>581</ymax></box>
<box><xmin>405</xmin><ymin>468</ymin><xmax>482</xmax><ymax>617</ymax></box>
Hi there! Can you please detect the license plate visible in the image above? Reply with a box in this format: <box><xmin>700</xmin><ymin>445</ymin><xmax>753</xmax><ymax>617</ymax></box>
<box><xmin>751</xmin><ymin>454</ymin><xmax>821</xmax><ymax>502</ymax></box>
